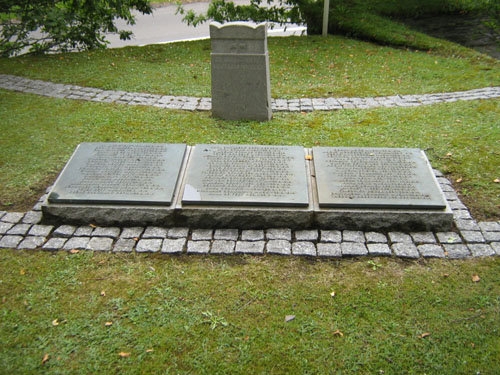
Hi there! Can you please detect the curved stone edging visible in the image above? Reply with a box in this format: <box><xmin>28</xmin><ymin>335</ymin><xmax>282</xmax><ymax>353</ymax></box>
<box><xmin>1</xmin><ymin>73</ymin><xmax>499</xmax><ymax>112</ymax></box>
<box><xmin>1</xmin><ymin>172</ymin><xmax>499</xmax><ymax>259</ymax></box>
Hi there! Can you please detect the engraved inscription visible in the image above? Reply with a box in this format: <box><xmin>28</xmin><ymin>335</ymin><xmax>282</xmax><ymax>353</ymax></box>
<box><xmin>65</xmin><ymin>144</ymin><xmax>168</xmax><ymax>196</ymax></box>
<box><xmin>324</xmin><ymin>149</ymin><xmax>430</xmax><ymax>200</ymax></box>
<box><xmin>199</xmin><ymin>146</ymin><xmax>294</xmax><ymax>197</ymax></box>
<box><xmin>313</xmin><ymin>147</ymin><xmax>447</xmax><ymax>209</ymax></box>
<box><xmin>182</xmin><ymin>144</ymin><xmax>309</xmax><ymax>206</ymax></box>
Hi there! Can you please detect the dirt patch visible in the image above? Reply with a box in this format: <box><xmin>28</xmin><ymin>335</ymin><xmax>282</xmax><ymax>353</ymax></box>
<box><xmin>0</xmin><ymin>173</ymin><xmax>59</xmax><ymax>212</ymax></box>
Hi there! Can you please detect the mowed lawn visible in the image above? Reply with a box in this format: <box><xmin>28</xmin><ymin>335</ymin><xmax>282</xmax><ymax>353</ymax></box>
<box><xmin>1</xmin><ymin>22</ymin><xmax>500</xmax><ymax>375</ymax></box>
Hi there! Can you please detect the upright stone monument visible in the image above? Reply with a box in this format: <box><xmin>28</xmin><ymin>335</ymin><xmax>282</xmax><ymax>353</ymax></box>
<box><xmin>210</xmin><ymin>22</ymin><xmax>272</xmax><ymax>121</ymax></box>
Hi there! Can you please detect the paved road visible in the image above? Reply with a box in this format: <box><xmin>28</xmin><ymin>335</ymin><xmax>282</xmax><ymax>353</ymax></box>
<box><xmin>105</xmin><ymin>1</ymin><xmax>306</xmax><ymax>48</ymax></box>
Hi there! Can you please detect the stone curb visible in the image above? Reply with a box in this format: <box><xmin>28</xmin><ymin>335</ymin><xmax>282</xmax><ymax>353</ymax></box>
<box><xmin>1</xmin><ymin>171</ymin><xmax>499</xmax><ymax>260</ymax></box>
<box><xmin>1</xmin><ymin>74</ymin><xmax>499</xmax><ymax>112</ymax></box>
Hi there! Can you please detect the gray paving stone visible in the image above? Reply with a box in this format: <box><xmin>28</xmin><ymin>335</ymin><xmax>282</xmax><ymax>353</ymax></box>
<box><xmin>341</xmin><ymin>242</ymin><xmax>368</xmax><ymax>256</ymax></box>
<box><xmin>113</xmin><ymin>238</ymin><xmax>136</xmax><ymax>253</ymax></box>
<box><xmin>483</xmin><ymin>231</ymin><xmax>500</xmax><ymax>242</ymax></box>
<box><xmin>87</xmin><ymin>237</ymin><xmax>114</xmax><ymax>251</ymax></box>
<box><xmin>317</xmin><ymin>242</ymin><xmax>341</xmax><ymax>257</ymax></box>
<box><xmin>1</xmin><ymin>212</ymin><xmax>25</xmax><ymax>223</ymax></box>
<box><xmin>53</xmin><ymin>225</ymin><xmax>77</xmax><ymax>238</ymax></box>
<box><xmin>410</xmin><ymin>232</ymin><xmax>436</xmax><ymax>244</ymax></box>
<box><xmin>436</xmin><ymin>232</ymin><xmax>462</xmax><ymax>244</ymax></box>
<box><xmin>468</xmin><ymin>244</ymin><xmax>495</xmax><ymax>257</ymax></box>
<box><xmin>448</xmin><ymin>200</ymin><xmax>467</xmax><ymax>210</ymax></box>
<box><xmin>92</xmin><ymin>227</ymin><xmax>120</xmax><ymax>238</ymax></box>
<box><xmin>0</xmin><ymin>235</ymin><xmax>23</xmax><ymax>248</ymax></box>
<box><xmin>364</xmin><ymin>232</ymin><xmax>387</xmax><ymax>244</ymax></box>
<box><xmin>136</xmin><ymin>239</ymin><xmax>162</xmax><ymax>253</ymax></box>
<box><xmin>490</xmin><ymin>242</ymin><xmax>500</xmax><ymax>255</ymax></box>
<box><xmin>120</xmin><ymin>227</ymin><xmax>144</xmax><ymax>239</ymax></box>
<box><xmin>453</xmin><ymin>210</ymin><xmax>472</xmax><ymax>220</ymax></box>
<box><xmin>187</xmin><ymin>240</ymin><xmax>210</xmax><ymax>254</ymax></box>
<box><xmin>418</xmin><ymin>244</ymin><xmax>445</xmax><ymax>258</ymax></box>
<box><xmin>42</xmin><ymin>237</ymin><xmax>67</xmax><ymax>250</ymax></box>
<box><xmin>18</xmin><ymin>236</ymin><xmax>46</xmax><ymax>250</ymax></box>
<box><xmin>392</xmin><ymin>243</ymin><xmax>419</xmax><ymax>259</ymax></box>
<box><xmin>295</xmin><ymin>230</ymin><xmax>319</xmax><ymax>241</ymax></box>
<box><xmin>167</xmin><ymin>227</ymin><xmax>189</xmax><ymax>239</ymax></box>
<box><xmin>342</xmin><ymin>230</ymin><xmax>365</xmax><ymax>243</ymax></box>
<box><xmin>388</xmin><ymin>232</ymin><xmax>413</xmax><ymax>243</ymax></box>
<box><xmin>28</xmin><ymin>224</ymin><xmax>53</xmax><ymax>237</ymax></box>
<box><xmin>235</xmin><ymin>241</ymin><xmax>265</xmax><ymax>255</ymax></box>
<box><xmin>478</xmin><ymin>222</ymin><xmax>500</xmax><ymax>232</ymax></box>
<box><xmin>6</xmin><ymin>224</ymin><xmax>31</xmax><ymax>236</ymax></box>
<box><xmin>160</xmin><ymin>238</ymin><xmax>185</xmax><ymax>254</ymax></box>
<box><xmin>266</xmin><ymin>240</ymin><xmax>291</xmax><ymax>255</ymax></box>
<box><xmin>211</xmin><ymin>240</ymin><xmax>235</xmax><ymax>255</ymax></box>
<box><xmin>241</xmin><ymin>230</ymin><xmax>265</xmax><ymax>241</ymax></box>
<box><xmin>191</xmin><ymin>229</ymin><xmax>213</xmax><ymax>241</ymax></box>
<box><xmin>214</xmin><ymin>229</ymin><xmax>239</xmax><ymax>241</ymax></box>
<box><xmin>63</xmin><ymin>237</ymin><xmax>90</xmax><ymax>250</ymax></box>
<box><xmin>320</xmin><ymin>230</ymin><xmax>342</xmax><ymax>243</ymax></box>
<box><xmin>367</xmin><ymin>243</ymin><xmax>392</xmax><ymax>256</ymax></box>
<box><xmin>22</xmin><ymin>211</ymin><xmax>42</xmax><ymax>224</ymax></box>
<box><xmin>455</xmin><ymin>219</ymin><xmax>480</xmax><ymax>231</ymax></box>
<box><xmin>266</xmin><ymin>228</ymin><xmax>292</xmax><ymax>241</ymax></box>
<box><xmin>0</xmin><ymin>211</ymin><xmax>5</xmax><ymax>219</ymax></box>
<box><xmin>443</xmin><ymin>244</ymin><xmax>470</xmax><ymax>259</ymax></box>
<box><xmin>0</xmin><ymin>222</ymin><xmax>13</xmax><ymax>235</ymax></box>
<box><xmin>73</xmin><ymin>226</ymin><xmax>94</xmax><ymax>236</ymax></box>
<box><xmin>143</xmin><ymin>226</ymin><xmax>168</xmax><ymax>239</ymax></box>
<box><xmin>444</xmin><ymin>191</ymin><xmax>459</xmax><ymax>200</ymax></box>
<box><xmin>461</xmin><ymin>230</ymin><xmax>485</xmax><ymax>243</ymax></box>
<box><xmin>292</xmin><ymin>241</ymin><xmax>316</xmax><ymax>256</ymax></box>
<box><xmin>32</xmin><ymin>202</ymin><xmax>43</xmax><ymax>211</ymax></box>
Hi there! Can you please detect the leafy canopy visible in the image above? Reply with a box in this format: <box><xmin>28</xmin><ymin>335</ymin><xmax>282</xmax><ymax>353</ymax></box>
<box><xmin>0</xmin><ymin>0</ymin><xmax>152</xmax><ymax>57</ymax></box>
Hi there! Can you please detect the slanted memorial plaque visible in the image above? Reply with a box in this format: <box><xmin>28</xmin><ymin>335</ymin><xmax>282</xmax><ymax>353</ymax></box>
<box><xmin>48</xmin><ymin>143</ymin><xmax>186</xmax><ymax>205</ymax></box>
<box><xmin>313</xmin><ymin>147</ymin><xmax>447</xmax><ymax>209</ymax></box>
<box><xmin>182</xmin><ymin>144</ymin><xmax>308</xmax><ymax>207</ymax></box>
<box><xmin>210</xmin><ymin>22</ymin><xmax>272</xmax><ymax>121</ymax></box>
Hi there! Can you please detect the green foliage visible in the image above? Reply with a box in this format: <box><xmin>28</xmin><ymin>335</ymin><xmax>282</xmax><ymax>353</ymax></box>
<box><xmin>0</xmin><ymin>0</ymin><xmax>152</xmax><ymax>57</ymax></box>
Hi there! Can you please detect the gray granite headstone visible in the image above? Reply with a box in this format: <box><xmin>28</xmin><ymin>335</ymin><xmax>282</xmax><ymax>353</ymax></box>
<box><xmin>182</xmin><ymin>144</ymin><xmax>308</xmax><ymax>207</ymax></box>
<box><xmin>210</xmin><ymin>22</ymin><xmax>272</xmax><ymax>121</ymax></box>
<box><xmin>313</xmin><ymin>147</ymin><xmax>447</xmax><ymax>209</ymax></box>
<box><xmin>48</xmin><ymin>143</ymin><xmax>186</xmax><ymax>205</ymax></box>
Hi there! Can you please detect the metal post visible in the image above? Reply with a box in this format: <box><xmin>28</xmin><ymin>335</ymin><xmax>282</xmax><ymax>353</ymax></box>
<box><xmin>322</xmin><ymin>0</ymin><xmax>330</xmax><ymax>37</ymax></box>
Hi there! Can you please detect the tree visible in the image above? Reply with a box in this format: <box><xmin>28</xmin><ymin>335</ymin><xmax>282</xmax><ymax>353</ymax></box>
<box><xmin>0</xmin><ymin>0</ymin><xmax>152</xmax><ymax>57</ymax></box>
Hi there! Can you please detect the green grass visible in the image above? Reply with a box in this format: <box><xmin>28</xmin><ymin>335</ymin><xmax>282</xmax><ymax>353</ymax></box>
<box><xmin>1</xmin><ymin>90</ymin><xmax>499</xmax><ymax>218</ymax></box>
<box><xmin>0</xmin><ymin>35</ymin><xmax>498</xmax><ymax>99</ymax></box>
<box><xmin>1</xmin><ymin>250</ymin><xmax>499</xmax><ymax>374</ymax></box>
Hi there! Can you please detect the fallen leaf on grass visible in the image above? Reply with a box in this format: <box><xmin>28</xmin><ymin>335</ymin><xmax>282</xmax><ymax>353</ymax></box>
<box><xmin>118</xmin><ymin>352</ymin><xmax>130</xmax><ymax>358</ymax></box>
<box><xmin>105</xmin><ymin>321</ymin><xmax>113</xmax><ymax>326</ymax></box>
<box><xmin>19</xmin><ymin>269</ymin><xmax>25</xmax><ymax>275</ymax></box>
<box><xmin>456</xmin><ymin>178</ymin><xmax>463</xmax><ymax>183</ymax></box>
<box><xmin>42</xmin><ymin>353</ymin><xmax>49</xmax><ymax>364</ymax></box>
<box><xmin>146</xmin><ymin>349</ymin><xmax>154</xmax><ymax>353</ymax></box>
<box><xmin>285</xmin><ymin>315</ymin><xmax>295</xmax><ymax>322</ymax></box>
<box><xmin>446</xmin><ymin>152</ymin><xmax>453</xmax><ymax>157</ymax></box>
<box><xmin>419</xmin><ymin>332</ymin><xmax>431</xmax><ymax>339</ymax></box>
<box><xmin>89</xmin><ymin>224</ymin><xmax>97</xmax><ymax>228</ymax></box>
<box><xmin>69</xmin><ymin>249</ymin><xmax>79</xmax><ymax>254</ymax></box>
<box><xmin>472</xmin><ymin>274</ymin><xmax>480</xmax><ymax>282</ymax></box>
<box><xmin>100</xmin><ymin>290</ymin><xmax>106</xmax><ymax>297</ymax></box>
<box><xmin>305</xmin><ymin>155</ymin><xmax>313</xmax><ymax>160</ymax></box>
<box><xmin>52</xmin><ymin>319</ymin><xmax>59</xmax><ymax>326</ymax></box>
<box><xmin>494</xmin><ymin>178</ymin><xmax>500</xmax><ymax>183</ymax></box>
<box><xmin>443</xmin><ymin>273</ymin><xmax>449</xmax><ymax>278</ymax></box>
<box><xmin>330</xmin><ymin>291</ymin><xmax>336</xmax><ymax>297</ymax></box>
<box><xmin>332</xmin><ymin>330</ymin><xmax>344</xmax><ymax>337</ymax></box>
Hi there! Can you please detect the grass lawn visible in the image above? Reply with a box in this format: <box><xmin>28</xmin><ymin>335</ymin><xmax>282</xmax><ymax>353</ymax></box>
<box><xmin>1</xmin><ymin>20</ymin><xmax>500</xmax><ymax>374</ymax></box>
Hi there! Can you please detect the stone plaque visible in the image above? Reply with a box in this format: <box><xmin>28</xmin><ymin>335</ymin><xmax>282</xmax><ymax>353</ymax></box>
<box><xmin>313</xmin><ymin>147</ymin><xmax>447</xmax><ymax>209</ymax></box>
<box><xmin>48</xmin><ymin>143</ymin><xmax>186</xmax><ymax>205</ymax></box>
<box><xmin>210</xmin><ymin>22</ymin><xmax>272</xmax><ymax>121</ymax></box>
<box><xmin>182</xmin><ymin>144</ymin><xmax>308</xmax><ymax>206</ymax></box>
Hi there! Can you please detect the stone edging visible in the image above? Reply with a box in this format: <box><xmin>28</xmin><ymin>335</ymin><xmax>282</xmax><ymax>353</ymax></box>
<box><xmin>1</xmin><ymin>74</ymin><xmax>499</xmax><ymax>112</ymax></box>
<box><xmin>1</xmin><ymin>171</ymin><xmax>499</xmax><ymax>259</ymax></box>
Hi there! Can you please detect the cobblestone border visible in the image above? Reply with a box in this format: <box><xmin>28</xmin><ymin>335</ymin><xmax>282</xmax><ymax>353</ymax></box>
<box><xmin>1</xmin><ymin>170</ymin><xmax>499</xmax><ymax>259</ymax></box>
<box><xmin>1</xmin><ymin>74</ymin><xmax>499</xmax><ymax>112</ymax></box>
